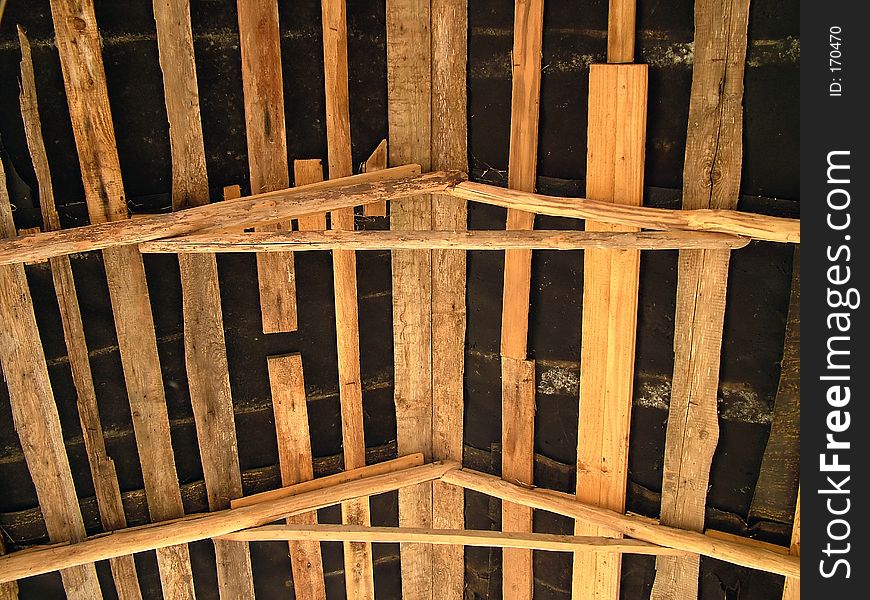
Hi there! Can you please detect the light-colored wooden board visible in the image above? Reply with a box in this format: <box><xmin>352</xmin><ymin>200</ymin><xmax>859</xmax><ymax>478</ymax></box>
<box><xmin>362</xmin><ymin>140</ymin><xmax>388</xmax><ymax>216</ymax></box>
<box><xmin>0</xmin><ymin>538</ymin><xmax>16</xmax><ymax>600</ymax></box>
<box><xmin>0</xmin><ymin>160</ymin><xmax>103</xmax><ymax>600</ymax></box>
<box><xmin>237</xmin><ymin>0</ymin><xmax>297</xmax><ymax>333</ymax></box>
<box><xmin>18</xmin><ymin>27</ymin><xmax>142</xmax><ymax>600</ymax></box>
<box><xmin>501</xmin><ymin>357</ymin><xmax>536</xmax><ymax>600</ymax></box>
<box><xmin>294</xmin><ymin>160</ymin><xmax>327</xmax><ymax>230</ymax></box>
<box><xmin>574</xmin><ymin>63</ymin><xmax>647</xmax><ymax>600</ymax></box>
<box><xmin>782</xmin><ymin>489</ymin><xmax>800</xmax><ymax>599</ymax></box>
<box><xmin>387</xmin><ymin>1</ymin><xmax>435</xmax><ymax>597</ymax></box>
<box><xmin>441</xmin><ymin>468</ymin><xmax>800</xmax><ymax>579</ymax></box>
<box><xmin>47</xmin><ymin>1</ymin><xmax>197</xmax><ymax>595</ymax></box>
<box><xmin>0</xmin><ymin>462</ymin><xmax>459</xmax><ymax>584</ymax></box>
<box><xmin>153</xmin><ymin>2</ymin><xmax>255</xmax><ymax>596</ymax></box>
<box><xmin>651</xmin><ymin>0</ymin><xmax>751</xmax><ymax>597</ymax></box>
<box><xmin>267</xmin><ymin>354</ymin><xmax>326</xmax><ymax>600</ymax></box>
<box><xmin>320</xmin><ymin>2</ymin><xmax>376</xmax><ymax>596</ymax></box>
<box><xmin>220</xmin><ymin>525</ymin><xmax>688</xmax><ymax>555</ymax></box>
<box><xmin>607</xmin><ymin>0</ymin><xmax>637</xmax><ymax>63</ymax></box>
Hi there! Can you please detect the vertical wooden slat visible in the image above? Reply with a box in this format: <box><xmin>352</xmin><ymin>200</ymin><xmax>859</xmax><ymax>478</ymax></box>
<box><xmin>18</xmin><ymin>28</ymin><xmax>142</xmax><ymax>600</ymax></box>
<box><xmin>0</xmin><ymin>538</ymin><xmax>17</xmax><ymax>600</ymax></box>
<box><xmin>294</xmin><ymin>160</ymin><xmax>328</xmax><ymax>231</ymax></box>
<box><xmin>267</xmin><ymin>354</ymin><xmax>327</xmax><ymax>600</ymax></box>
<box><xmin>573</xmin><ymin>63</ymin><xmax>647</xmax><ymax>600</ymax></box>
<box><xmin>0</xmin><ymin>152</ymin><xmax>103</xmax><ymax>600</ymax></box>
<box><xmin>237</xmin><ymin>0</ymin><xmax>298</xmax><ymax>333</ymax></box>
<box><xmin>431</xmin><ymin>1</ymin><xmax>468</xmax><ymax>598</ymax></box>
<box><xmin>320</xmin><ymin>1</ymin><xmax>376</xmax><ymax>597</ymax></box>
<box><xmin>362</xmin><ymin>140</ymin><xmax>388</xmax><ymax>216</ymax></box>
<box><xmin>500</xmin><ymin>1</ymin><xmax>544</xmax><ymax>598</ymax></box>
<box><xmin>607</xmin><ymin>0</ymin><xmax>636</xmax><ymax>63</ymax></box>
<box><xmin>153</xmin><ymin>2</ymin><xmax>255</xmax><ymax>597</ymax></box>
<box><xmin>47</xmin><ymin>1</ymin><xmax>197</xmax><ymax>596</ymax></box>
<box><xmin>386</xmin><ymin>1</ymin><xmax>434</xmax><ymax>597</ymax></box>
<box><xmin>782</xmin><ymin>489</ymin><xmax>800</xmax><ymax>600</ymax></box>
<box><xmin>651</xmin><ymin>0</ymin><xmax>751</xmax><ymax>597</ymax></box>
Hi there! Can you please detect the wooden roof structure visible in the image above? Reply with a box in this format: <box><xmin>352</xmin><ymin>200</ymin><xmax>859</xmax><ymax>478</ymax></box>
<box><xmin>0</xmin><ymin>0</ymin><xmax>799</xmax><ymax>599</ymax></box>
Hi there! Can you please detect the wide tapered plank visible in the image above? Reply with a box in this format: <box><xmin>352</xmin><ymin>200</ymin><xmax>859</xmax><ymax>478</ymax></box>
<box><xmin>651</xmin><ymin>0</ymin><xmax>751</xmax><ymax>597</ymax></box>
<box><xmin>153</xmin><ymin>2</ymin><xmax>255</xmax><ymax>597</ymax></box>
<box><xmin>0</xmin><ymin>145</ymin><xmax>103</xmax><ymax>600</ymax></box>
<box><xmin>47</xmin><ymin>1</ymin><xmax>197</xmax><ymax>595</ymax></box>
<box><xmin>387</xmin><ymin>1</ymin><xmax>435</xmax><ymax>597</ymax></box>
<box><xmin>431</xmin><ymin>1</ymin><xmax>468</xmax><ymax>593</ymax></box>
<box><xmin>237</xmin><ymin>0</ymin><xmax>297</xmax><ymax>333</ymax></box>
<box><xmin>320</xmin><ymin>1</ymin><xmax>376</xmax><ymax>596</ymax></box>
<box><xmin>18</xmin><ymin>27</ymin><xmax>141</xmax><ymax>600</ymax></box>
<box><xmin>268</xmin><ymin>355</ymin><xmax>326</xmax><ymax>600</ymax></box>
<box><xmin>574</xmin><ymin>63</ymin><xmax>647</xmax><ymax>600</ymax></box>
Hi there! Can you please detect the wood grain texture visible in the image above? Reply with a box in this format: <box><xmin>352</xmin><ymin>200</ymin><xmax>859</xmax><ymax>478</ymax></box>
<box><xmin>501</xmin><ymin>0</ymin><xmax>545</xmax><ymax>360</ymax></box>
<box><xmin>362</xmin><ymin>140</ymin><xmax>388</xmax><ymax>216</ymax></box>
<box><xmin>607</xmin><ymin>0</ymin><xmax>636</xmax><ymax>63</ymax></box>
<box><xmin>750</xmin><ymin>249</ymin><xmax>800</xmax><ymax>524</ymax></box>
<box><xmin>574</xmin><ymin>63</ymin><xmax>647</xmax><ymax>600</ymax></box>
<box><xmin>0</xmin><ymin>162</ymin><xmax>102</xmax><ymax>600</ymax></box>
<box><xmin>320</xmin><ymin>3</ymin><xmax>375</xmax><ymax>594</ymax></box>
<box><xmin>153</xmin><ymin>2</ymin><xmax>255</xmax><ymax>596</ymax></box>
<box><xmin>0</xmin><ymin>462</ymin><xmax>460</xmax><ymax>584</ymax></box>
<box><xmin>0</xmin><ymin>538</ymin><xmax>16</xmax><ymax>600</ymax></box>
<box><xmin>651</xmin><ymin>1</ymin><xmax>751</xmax><ymax>597</ymax></box>
<box><xmin>782</xmin><ymin>490</ymin><xmax>800</xmax><ymax>600</ymax></box>
<box><xmin>18</xmin><ymin>27</ymin><xmax>142</xmax><ymax>600</ymax></box>
<box><xmin>47</xmin><ymin>1</ymin><xmax>197</xmax><ymax>595</ymax></box>
<box><xmin>294</xmin><ymin>160</ymin><xmax>327</xmax><ymax>230</ymax></box>
<box><xmin>430</xmin><ymin>7</ymin><xmax>468</xmax><ymax>594</ymax></box>
<box><xmin>386</xmin><ymin>2</ymin><xmax>435</xmax><ymax>598</ymax></box>
<box><xmin>237</xmin><ymin>0</ymin><xmax>297</xmax><ymax>333</ymax></box>
<box><xmin>221</xmin><ymin>525</ymin><xmax>687</xmax><ymax>555</ymax></box>
<box><xmin>267</xmin><ymin>355</ymin><xmax>327</xmax><ymax>600</ymax></box>
<box><xmin>501</xmin><ymin>357</ymin><xmax>536</xmax><ymax>600</ymax></box>
<box><xmin>141</xmin><ymin>229</ymin><xmax>748</xmax><ymax>253</ymax></box>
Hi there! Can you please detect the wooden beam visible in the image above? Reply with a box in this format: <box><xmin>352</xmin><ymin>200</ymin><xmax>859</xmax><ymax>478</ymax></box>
<box><xmin>0</xmin><ymin>462</ymin><xmax>460</xmax><ymax>584</ymax></box>
<box><xmin>449</xmin><ymin>182</ymin><xmax>799</xmax><ymax>243</ymax></box>
<box><xmin>152</xmin><ymin>1</ymin><xmax>255</xmax><ymax>596</ymax></box>
<box><xmin>267</xmin><ymin>355</ymin><xmax>326</xmax><ymax>600</ymax></box>
<box><xmin>237</xmin><ymin>0</ymin><xmax>297</xmax><ymax>333</ymax></box>
<box><xmin>319</xmin><ymin>1</ymin><xmax>377</xmax><ymax>597</ymax></box>
<box><xmin>219</xmin><ymin>525</ymin><xmax>688</xmax><ymax>555</ymax></box>
<box><xmin>782</xmin><ymin>489</ymin><xmax>800</xmax><ymax>599</ymax></box>
<box><xmin>1</xmin><ymin>148</ymin><xmax>103</xmax><ymax>600</ymax></box>
<box><xmin>18</xmin><ymin>27</ymin><xmax>142</xmax><ymax>600</ymax></box>
<box><xmin>231</xmin><ymin>454</ymin><xmax>426</xmax><ymax>509</ymax></box>
<box><xmin>607</xmin><ymin>0</ymin><xmax>637</xmax><ymax>63</ymax></box>
<box><xmin>293</xmin><ymin>160</ymin><xmax>327</xmax><ymax>230</ymax></box>
<box><xmin>362</xmin><ymin>140</ymin><xmax>388</xmax><ymax>216</ymax></box>
<box><xmin>440</xmin><ymin>468</ymin><xmax>800</xmax><ymax>578</ymax></box>
<box><xmin>0</xmin><ymin>539</ymin><xmax>16</xmax><ymax>600</ymax></box>
<box><xmin>651</xmin><ymin>1</ymin><xmax>751</xmax><ymax>597</ymax></box>
<box><xmin>386</xmin><ymin>2</ymin><xmax>435</xmax><ymax>599</ymax></box>
<box><xmin>574</xmin><ymin>63</ymin><xmax>647</xmax><ymax>600</ymax></box>
<box><xmin>139</xmin><ymin>229</ymin><xmax>750</xmax><ymax>253</ymax></box>
<box><xmin>501</xmin><ymin>357</ymin><xmax>536</xmax><ymax>599</ymax></box>
<box><xmin>0</xmin><ymin>167</ymin><xmax>444</xmax><ymax>265</ymax></box>
<box><xmin>47</xmin><ymin>1</ymin><xmax>198</xmax><ymax>595</ymax></box>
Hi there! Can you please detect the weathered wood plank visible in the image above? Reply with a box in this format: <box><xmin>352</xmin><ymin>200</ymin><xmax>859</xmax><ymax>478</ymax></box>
<box><xmin>387</xmin><ymin>1</ymin><xmax>435</xmax><ymax>597</ymax></box>
<box><xmin>140</xmin><ymin>229</ymin><xmax>749</xmax><ymax>253</ymax></box>
<box><xmin>607</xmin><ymin>0</ymin><xmax>637</xmax><ymax>63</ymax></box>
<box><xmin>320</xmin><ymin>2</ymin><xmax>376</xmax><ymax>597</ymax></box>
<box><xmin>267</xmin><ymin>355</ymin><xmax>326</xmax><ymax>600</ymax></box>
<box><xmin>0</xmin><ymin>462</ymin><xmax>459</xmax><ymax>584</ymax></box>
<box><xmin>441</xmin><ymin>468</ymin><xmax>800</xmax><ymax>578</ymax></box>
<box><xmin>651</xmin><ymin>0</ymin><xmax>751</xmax><ymax>597</ymax></box>
<box><xmin>574</xmin><ymin>63</ymin><xmax>647</xmax><ymax>600</ymax></box>
<box><xmin>220</xmin><ymin>525</ymin><xmax>688</xmax><ymax>555</ymax></box>
<box><xmin>47</xmin><ymin>1</ymin><xmax>198</xmax><ymax>596</ymax></box>
<box><xmin>293</xmin><ymin>160</ymin><xmax>327</xmax><ymax>230</ymax></box>
<box><xmin>362</xmin><ymin>140</ymin><xmax>388</xmax><ymax>216</ymax></box>
<box><xmin>0</xmin><ymin>539</ymin><xmax>16</xmax><ymax>600</ymax></box>
<box><xmin>153</xmin><ymin>2</ymin><xmax>255</xmax><ymax>597</ymax></box>
<box><xmin>501</xmin><ymin>357</ymin><xmax>536</xmax><ymax>600</ymax></box>
<box><xmin>782</xmin><ymin>489</ymin><xmax>800</xmax><ymax>600</ymax></box>
<box><xmin>18</xmin><ymin>27</ymin><xmax>141</xmax><ymax>600</ymax></box>
<box><xmin>0</xmin><ymin>158</ymin><xmax>103</xmax><ymax>600</ymax></box>
<box><xmin>237</xmin><ymin>0</ymin><xmax>297</xmax><ymax>333</ymax></box>
<box><xmin>431</xmin><ymin>3</ymin><xmax>468</xmax><ymax>591</ymax></box>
